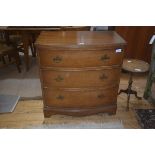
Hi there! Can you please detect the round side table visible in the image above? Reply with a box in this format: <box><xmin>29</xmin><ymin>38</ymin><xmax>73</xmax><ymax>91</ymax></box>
<box><xmin>118</xmin><ymin>59</ymin><xmax>149</xmax><ymax>111</ymax></box>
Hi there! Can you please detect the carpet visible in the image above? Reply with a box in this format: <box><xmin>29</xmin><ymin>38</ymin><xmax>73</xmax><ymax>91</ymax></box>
<box><xmin>135</xmin><ymin>109</ymin><xmax>155</xmax><ymax>129</ymax></box>
<box><xmin>0</xmin><ymin>56</ymin><xmax>42</xmax><ymax>99</ymax></box>
<box><xmin>28</xmin><ymin>121</ymin><xmax>124</xmax><ymax>129</ymax></box>
<box><xmin>0</xmin><ymin>94</ymin><xmax>20</xmax><ymax>113</ymax></box>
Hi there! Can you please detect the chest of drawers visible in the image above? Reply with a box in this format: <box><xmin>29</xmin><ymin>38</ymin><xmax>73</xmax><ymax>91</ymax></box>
<box><xmin>35</xmin><ymin>31</ymin><xmax>126</xmax><ymax>117</ymax></box>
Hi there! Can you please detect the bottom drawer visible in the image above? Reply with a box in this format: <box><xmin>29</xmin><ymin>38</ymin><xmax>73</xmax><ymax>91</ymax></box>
<box><xmin>43</xmin><ymin>86</ymin><xmax>118</xmax><ymax>108</ymax></box>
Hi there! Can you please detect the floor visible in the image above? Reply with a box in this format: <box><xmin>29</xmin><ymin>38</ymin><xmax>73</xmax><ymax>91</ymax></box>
<box><xmin>0</xmin><ymin>66</ymin><xmax>155</xmax><ymax>128</ymax></box>
<box><xmin>0</xmin><ymin>98</ymin><xmax>154</xmax><ymax>129</ymax></box>
<box><xmin>0</xmin><ymin>56</ymin><xmax>41</xmax><ymax>99</ymax></box>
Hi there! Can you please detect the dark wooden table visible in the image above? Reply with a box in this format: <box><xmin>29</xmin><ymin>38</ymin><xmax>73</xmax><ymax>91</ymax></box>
<box><xmin>0</xmin><ymin>26</ymin><xmax>62</xmax><ymax>71</ymax></box>
<box><xmin>118</xmin><ymin>59</ymin><xmax>149</xmax><ymax>111</ymax></box>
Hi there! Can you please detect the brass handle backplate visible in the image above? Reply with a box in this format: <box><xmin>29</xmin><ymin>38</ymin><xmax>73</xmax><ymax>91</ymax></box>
<box><xmin>100</xmin><ymin>54</ymin><xmax>110</xmax><ymax>61</ymax></box>
<box><xmin>54</xmin><ymin>75</ymin><xmax>64</xmax><ymax>82</ymax></box>
<box><xmin>97</xmin><ymin>94</ymin><xmax>105</xmax><ymax>99</ymax></box>
<box><xmin>99</xmin><ymin>74</ymin><xmax>107</xmax><ymax>80</ymax></box>
<box><xmin>53</xmin><ymin>56</ymin><xmax>62</xmax><ymax>63</ymax></box>
<box><xmin>56</xmin><ymin>95</ymin><xmax>64</xmax><ymax>100</ymax></box>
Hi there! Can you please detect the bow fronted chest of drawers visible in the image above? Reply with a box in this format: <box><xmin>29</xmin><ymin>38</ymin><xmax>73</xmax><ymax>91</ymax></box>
<box><xmin>35</xmin><ymin>31</ymin><xmax>126</xmax><ymax>117</ymax></box>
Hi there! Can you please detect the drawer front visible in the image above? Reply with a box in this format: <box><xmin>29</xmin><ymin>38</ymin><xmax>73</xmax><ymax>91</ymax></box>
<box><xmin>43</xmin><ymin>87</ymin><xmax>118</xmax><ymax>108</ymax></box>
<box><xmin>38</xmin><ymin>49</ymin><xmax>124</xmax><ymax>68</ymax></box>
<box><xmin>41</xmin><ymin>67</ymin><xmax>121</xmax><ymax>88</ymax></box>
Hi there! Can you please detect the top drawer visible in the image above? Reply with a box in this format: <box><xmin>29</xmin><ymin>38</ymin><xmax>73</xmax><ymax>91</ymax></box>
<box><xmin>37</xmin><ymin>49</ymin><xmax>124</xmax><ymax>68</ymax></box>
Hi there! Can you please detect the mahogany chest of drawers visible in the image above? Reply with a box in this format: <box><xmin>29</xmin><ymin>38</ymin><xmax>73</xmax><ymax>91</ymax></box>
<box><xmin>35</xmin><ymin>31</ymin><xmax>126</xmax><ymax>117</ymax></box>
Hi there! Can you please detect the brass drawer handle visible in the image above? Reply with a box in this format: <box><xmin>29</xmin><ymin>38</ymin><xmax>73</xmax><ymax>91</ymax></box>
<box><xmin>97</xmin><ymin>94</ymin><xmax>105</xmax><ymax>99</ymax></box>
<box><xmin>53</xmin><ymin>56</ymin><xmax>62</xmax><ymax>63</ymax></box>
<box><xmin>56</xmin><ymin>95</ymin><xmax>64</xmax><ymax>100</ymax></box>
<box><xmin>99</xmin><ymin>74</ymin><xmax>107</xmax><ymax>80</ymax></box>
<box><xmin>100</xmin><ymin>54</ymin><xmax>110</xmax><ymax>61</ymax></box>
<box><xmin>54</xmin><ymin>75</ymin><xmax>64</xmax><ymax>82</ymax></box>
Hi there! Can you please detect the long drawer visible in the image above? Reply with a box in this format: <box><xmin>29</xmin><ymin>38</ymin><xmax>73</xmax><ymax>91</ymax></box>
<box><xmin>38</xmin><ymin>49</ymin><xmax>124</xmax><ymax>68</ymax></box>
<box><xmin>41</xmin><ymin>67</ymin><xmax>121</xmax><ymax>88</ymax></box>
<box><xmin>43</xmin><ymin>87</ymin><xmax>118</xmax><ymax>108</ymax></box>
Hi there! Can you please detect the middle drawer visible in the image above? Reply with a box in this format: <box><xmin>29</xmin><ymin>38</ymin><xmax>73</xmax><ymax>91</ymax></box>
<box><xmin>41</xmin><ymin>67</ymin><xmax>121</xmax><ymax>88</ymax></box>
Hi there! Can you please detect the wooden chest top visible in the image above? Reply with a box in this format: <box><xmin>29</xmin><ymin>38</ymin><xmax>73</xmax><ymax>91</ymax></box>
<box><xmin>35</xmin><ymin>31</ymin><xmax>126</xmax><ymax>49</ymax></box>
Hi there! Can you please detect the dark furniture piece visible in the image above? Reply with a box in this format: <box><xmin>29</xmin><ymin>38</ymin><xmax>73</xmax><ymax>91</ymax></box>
<box><xmin>118</xmin><ymin>59</ymin><xmax>149</xmax><ymax>111</ymax></box>
<box><xmin>115</xmin><ymin>26</ymin><xmax>155</xmax><ymax>63</ymax></box>
<box><xmin>0</xmin><ymin>42</ymin><xmax>21</xmax><ymax>73</ymax></box>
<box><xmin>0</xmin><ymin>27</ymin><xmax>61</xmax><ymax>71</ymax></box>
<box><xmin>144</xmin><ymin>34</ymin><xmax>155</xmax><ymax>103</ymax></box>
<box><xmin>35</xmin><ymin>31</ymin><xmax>126</xmax><ymax>117</ymax></box>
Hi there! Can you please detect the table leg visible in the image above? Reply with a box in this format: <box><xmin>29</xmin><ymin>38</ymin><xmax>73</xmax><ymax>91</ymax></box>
<box><xmin>29</xmin><ymin>34</ymin><xmax>36</xmax><ymax>57</ymax></box>
<box><xmin>126</xmin><ymin>73</ymin><xmax>133</xmax><ymax>111</ymax></box>
<box><xmin>14</xmin><ymin>50</ymin><xmax>21</xmax><ymax>73</ymax></box>
<box><xmin>131</xmin><ymin>90</ymin><xmax>142</xmax><ymax>100</ymax></box>
<box><xmin>22</xmin><ymin>32</ymin><xmax>29</xmax><ymax>71</ymax></box>
<box><xmin>118</xmin><ymin>72</ymin><xmax>142</xmax><ymax>111</ymax></box>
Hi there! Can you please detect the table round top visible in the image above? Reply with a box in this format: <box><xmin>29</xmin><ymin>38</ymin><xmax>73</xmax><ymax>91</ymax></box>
<box><xmin>122</xmin><ymin>59</ymin><xmax>149</xmax><ymax>73</ymax></box>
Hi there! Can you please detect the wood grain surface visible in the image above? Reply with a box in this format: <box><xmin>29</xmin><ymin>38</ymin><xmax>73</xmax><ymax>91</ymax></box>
<box><xmin>38</xmin><ymin>49</ymin><xmax>124</xmax><ymax>68</ymax></box>
<box><xmin>35</xmin><ymin>31</ymin><xmax>126</xmax><ymax>48</ymax></box>
<box><xmin>36</xmin><ymin>31</ymin><xmax>126</xmax><ymax>117</ymax></box>
<box><xmin>41</xmin><ymin>67</ymin><xmax>121</xmax><ymax>88</ymax></box>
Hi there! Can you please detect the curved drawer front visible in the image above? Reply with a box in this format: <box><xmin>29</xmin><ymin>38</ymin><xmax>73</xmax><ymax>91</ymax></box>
<box><xmin>44</xmin><ymin>87</ymin><xmax>118</xmax><ymax>108</ymax></box>
<box><xmin>38</xmin><ymin>50</ymin><xmax>124</xmax><ymax>68</ymax></box>
<box><xmin>41</xmin><ymin>67</ymin><xmax>121</xmax><ymax>88</ymax></box>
